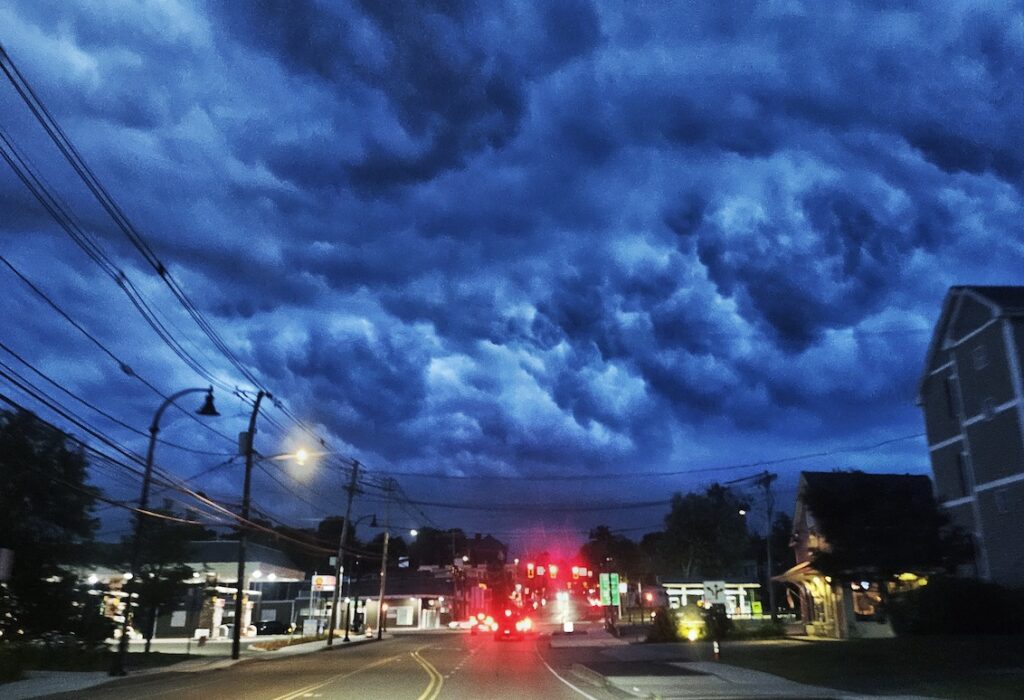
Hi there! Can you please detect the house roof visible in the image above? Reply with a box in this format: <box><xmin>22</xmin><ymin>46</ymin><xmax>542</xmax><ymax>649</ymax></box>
<box><xmin>968</xmin><ymin>286</ymin><xmax>1024</xmax><ymax>312</ymax></box>
<box><xmin>917</xmin><ymin>285</ymin><xmax>1024</xmax><ymax>403</ymax></box>
<box><xmin>800</xmin><ymin>470</ymin><xmax>932</xmax><ymax>494</ymax></box>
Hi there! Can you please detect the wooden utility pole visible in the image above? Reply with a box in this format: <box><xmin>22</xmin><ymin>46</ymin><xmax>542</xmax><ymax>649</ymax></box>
<box><xmin>327</xmin><ymin>460</ymin><xmax>360</xmax><ymax>646</ymax></box>
<box><xmin>759</xmin><ymin>471</ymin><xmax>778</xmax><ymax>621</ymax></box>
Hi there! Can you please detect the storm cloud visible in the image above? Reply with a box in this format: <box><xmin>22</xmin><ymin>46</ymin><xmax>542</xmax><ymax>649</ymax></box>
<box><xmin>2</xmin><ymin>0</ymin><xmax>1023</xmax><ymax>542</ymax></box>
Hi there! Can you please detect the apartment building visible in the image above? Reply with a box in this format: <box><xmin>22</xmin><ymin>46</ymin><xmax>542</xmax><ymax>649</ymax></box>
<box><xmin>918</xmin><ymin>286</ymin><xmax>1024</xmax><ymax>586</ymax></box>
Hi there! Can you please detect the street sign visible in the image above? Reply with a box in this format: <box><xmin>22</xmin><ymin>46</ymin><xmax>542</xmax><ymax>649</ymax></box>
<box><xmin>609</xmin><ymin>573</ymin><xmax>621</xmax><ymax>606</ymax></box>
<box><xmin>598</xmin><ymin>573</ymin><xmax>611</xmax><ymax>606</ymax></box>
<box><xmin>312</xmin><ymin>574</ymin><xmax>336</xmax><ymax>592</ymax></box>
<box><xmin>702</xmin><ymin>580</ymin><xmax>726</xmax><ymax>606</ymax></box>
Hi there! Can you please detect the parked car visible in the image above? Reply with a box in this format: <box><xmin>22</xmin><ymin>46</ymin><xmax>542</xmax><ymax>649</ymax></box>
<box><xmin>255</xmin><ymin>620</ymin><xmax>293</xmax><ymax>635</ymax></box>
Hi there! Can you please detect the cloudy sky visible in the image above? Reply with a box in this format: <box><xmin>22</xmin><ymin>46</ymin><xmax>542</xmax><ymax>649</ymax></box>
<box><xmin>2</xmin><ymin>0</ymin><xmax>1022</xmax><ymax>553</ymax></box>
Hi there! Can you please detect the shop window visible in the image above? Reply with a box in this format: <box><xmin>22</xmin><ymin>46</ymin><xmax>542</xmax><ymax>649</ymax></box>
<box><xmin>851</xmin><ymin>583</ymin><xmax>882</xmax><ymax>620</ymax></box>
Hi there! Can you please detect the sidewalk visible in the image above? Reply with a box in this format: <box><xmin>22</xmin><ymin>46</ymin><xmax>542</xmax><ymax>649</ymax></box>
<box><xmin>549</xmin><ymin>628</ymin><xmax>629</xmax><ymax>649</ymax></box>
<box><xmin>0</xmin><ymin>634</ymin><xmax>387</xmax><ymax>699</ymax></box>
<box><xmin>571</xmin><ymin>644</ymin><xmax>939</xmax><ymax>699</ymax></box>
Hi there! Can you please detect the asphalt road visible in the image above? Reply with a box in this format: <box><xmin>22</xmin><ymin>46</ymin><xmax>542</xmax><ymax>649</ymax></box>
<box><xmin>43</xmin><ymin>630</ymin><xmax>621</xmax><ymax>700</ymax></box>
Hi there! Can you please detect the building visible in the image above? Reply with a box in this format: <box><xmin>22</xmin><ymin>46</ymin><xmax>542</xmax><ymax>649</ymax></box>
<box><xmin>660</xmin><ymin>580</ymin><xmax>763</xmax><ymax>617</ymax></box>
<box><xmin>918</xmin><ymin>285</ymin><xmax>1024</xmax><ymax>586</ymax></box>
<box><xmin>776</xmin><ymin>471</ymin><xmax>935</xmax><ymax>639</ymax></box>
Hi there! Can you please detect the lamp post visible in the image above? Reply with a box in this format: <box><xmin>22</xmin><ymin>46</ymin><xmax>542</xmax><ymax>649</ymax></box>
<box><xmin>231</xmin><ymin>390</ymin><xmax>270</xmax><ymax>660</ymax></box>
<box><xmin>111</xmin><ymin>388</ymin><xmax>218</xmax><ymax>677</ymax></box>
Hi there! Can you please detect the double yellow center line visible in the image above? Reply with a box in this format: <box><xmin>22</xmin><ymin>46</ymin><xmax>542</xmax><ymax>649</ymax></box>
<box><xmin>412</xmin><ymin>646</ymin><xmax>444</xmax><ymax>700</ymax></box>
<box><xmin>270</xmin><ymin>654</ymin><xmax>398</xmax><ymax>700</ymax></box>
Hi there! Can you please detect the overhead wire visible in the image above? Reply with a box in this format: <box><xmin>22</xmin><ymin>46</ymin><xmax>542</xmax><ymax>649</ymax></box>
<box><xmin>0</xmin><ymin>254</ymin><xmax>238</xmax><ymax>446</ymax></box>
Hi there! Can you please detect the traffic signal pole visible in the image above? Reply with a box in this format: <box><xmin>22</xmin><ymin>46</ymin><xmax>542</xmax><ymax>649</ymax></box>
<box><xmin>327</xmin><ymin>460</ymin><xmax>360</xmax><ymax>646</ymax></box>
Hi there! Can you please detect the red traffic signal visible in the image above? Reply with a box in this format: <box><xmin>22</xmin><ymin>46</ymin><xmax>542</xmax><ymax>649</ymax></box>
<box><xmin>549</xmin><ymin>564</ymin><xmax>558</xmax><ymax>579</ymax></box>
<box><xmin>527</xmin><ymin>562</ymin><xmax>535</xmax><ymax>579</ymax></box>
<box><xmin>571</xmin><ymin>566</ymin><xmax>580</xmax><ymax>580</ymax></box>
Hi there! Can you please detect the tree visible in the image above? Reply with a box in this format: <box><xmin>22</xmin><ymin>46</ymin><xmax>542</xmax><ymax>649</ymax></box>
<box><xmin>803</xmin><ymin>472</ymin><xmax>967</xmax><ymax>588</ymax></box>
<box><xmin>659</xmin><ymin>484</ymin><xmax>749</xmax><ymax>578</ymax></box>
<box><xmin>579</xmin><ymin>526</ymin><xmax>647</xmax><ymax>580</ymax></box>
<box><xmin>408</xmin><ymin>527</ymin><xmax>461</xmax><ymax>568</ymax></box>
<box><xmin>0</xmin><ymin>408</ymin><xmax>106</xmax><ymax>638</ymax></box>
<box><xmin>130</xmin><ymin>507</ymin><xmax>212</xmax><ymax>652</ymax></box>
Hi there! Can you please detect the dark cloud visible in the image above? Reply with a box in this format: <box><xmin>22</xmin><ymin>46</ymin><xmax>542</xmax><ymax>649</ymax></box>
<box><xmin>3</xmin><ymin>0</ymin><xmax>1024</xmax><ymax>540</ymax></box>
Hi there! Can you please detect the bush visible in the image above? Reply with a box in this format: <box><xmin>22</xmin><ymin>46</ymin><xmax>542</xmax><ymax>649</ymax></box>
<box><xmin>0</xmin><ymin>646</ymin><xmax>25</xmax><ymax>683</ymax></box>
<box><xmin>703</xmin><ymin>604</ymin><xmax>733</xmax><ymax>641</ymax></box>
<box><xmin>729</xmin><ymin>619</ymin><xmax>786</xmax><ymax>640</ymax></box>
<box><xmin>645</xmin><ymin>607</ymin><xmax>680</xmax><ymax>642</ymax></box>
<box><xmin>889</xmin><ymin>577</ymin><xmax>1024</xmax><ymax>635</ymax></box>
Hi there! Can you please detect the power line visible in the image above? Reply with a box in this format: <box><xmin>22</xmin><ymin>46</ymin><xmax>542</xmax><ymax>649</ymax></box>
<box><xmin>363</xmin><ymin>432</ymin><xmax>926</xmax><ymax>483</ymax></box>
<box><xmin>0</xmin><ymin>253</ymin><xmax>237</xmax><ymax>446</ymax></box>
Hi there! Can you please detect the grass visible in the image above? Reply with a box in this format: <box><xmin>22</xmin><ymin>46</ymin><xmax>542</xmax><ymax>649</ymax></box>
<box><xmin>701</xmin><ymin>635</ymin><xmax>1024</xmax><ymax>700</ymax></box>
<box><xmin>0</xmin><ymin>644</ymin><xmax>193</xmax><ymax>683</ymax></box>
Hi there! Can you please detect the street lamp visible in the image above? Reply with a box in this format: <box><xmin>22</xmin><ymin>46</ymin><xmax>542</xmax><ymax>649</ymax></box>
<box><xmin>111</xmin><ymin>387</ymin><xmax>219</xmax><ymax>677</ymax></box>
<box><xmin>231</xmin><ymin>390</ymin><xmax>271</xmax><ymax>660</ymax></box>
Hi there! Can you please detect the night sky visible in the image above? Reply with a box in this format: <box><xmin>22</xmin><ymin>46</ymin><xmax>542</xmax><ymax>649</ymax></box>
<box><xmin>2</xmin><ymin>1</ymin><xmax>1023</xmax><ymax>555</ymax></box>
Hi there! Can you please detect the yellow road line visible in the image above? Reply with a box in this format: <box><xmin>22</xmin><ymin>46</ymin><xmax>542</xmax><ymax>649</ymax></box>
<box><xmin>269</xmin><ymin>654</ymin><xmax>399</xmax><ymax>700</ymax></box>
<box><xmin>411</xmin><ymin>646</ymin><xmax>444</xmax><ymax>700</ymax></box>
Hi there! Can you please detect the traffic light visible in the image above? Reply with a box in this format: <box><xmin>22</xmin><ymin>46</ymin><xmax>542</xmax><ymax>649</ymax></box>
<box><xmin>527</xmin><ymin>562</ymin><xmax>535</xmax><ymax>579</ymax></box>
<box><xmin>549</xmin><ymin>564</ymin><xmax>558</xmax><ymax>579</ymax></box>
<box><xmin>571</xmin><ymin>566</ymin><xmax>580</xmax><ymax>580</ymax></box>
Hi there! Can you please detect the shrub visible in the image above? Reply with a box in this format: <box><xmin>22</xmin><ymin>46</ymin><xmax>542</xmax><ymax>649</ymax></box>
<box><xmin>888</xmin><ymin>577</ymin><xmax>1024</xmax><ymax>635</ymax></box>
<box><xmin>645</xmin><ymin>607</ymin><xmax>680</xmax><ymax>642</ymax></box>
<box><xmin>728</xmin><ymin>619</ymin><xmax>786</xmax><ymax>640</ymax></box>
<box><xmin>0</xmin><ymin>646</ymin><xmax>25</xmax><ymax>683</ymax></box>
<box><xmin>703</xmin><ymin>604</ymin><xmax>732</xmax><ymax>641</ymax></box>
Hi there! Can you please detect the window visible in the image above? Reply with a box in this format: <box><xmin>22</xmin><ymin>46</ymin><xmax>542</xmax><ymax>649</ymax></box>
<box><xmin>945</xmin><ymin>375</ymin><xmax>960</xmax><ymax>419</ymax></box>
<box><xmin>972</xmin><ymin>345</ymin><xmax>988</xmax><ymax>370</ymax></box>
<box><xmin>995</xmin><ymin>490</ymin><xmax>1010</xmax><ymax>515</ymax></box>
<box><xmin>957</xmin><ymin>452</ymin><xmax>972</xmax><ymax>497</ymax></box>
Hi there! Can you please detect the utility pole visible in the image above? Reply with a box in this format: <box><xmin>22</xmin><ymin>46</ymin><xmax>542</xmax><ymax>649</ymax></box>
<box><xmin>327</xmin><ymin>460</ymin><xmax>360</xmax><ymax>646</ymax></box>
<box><xmin>758</xmin><ymin>471</ymin><xmax>778</xmax><ymax>622</ymax></box>
<box><xmin>375</xmin><ymin>478</ymin><xmax>395</xmax><ymax>640</ymax></box>
<box><xmin>232</xmin><ymin>390</ymin><xmax>268</xmax><ymax>660</ymax></box>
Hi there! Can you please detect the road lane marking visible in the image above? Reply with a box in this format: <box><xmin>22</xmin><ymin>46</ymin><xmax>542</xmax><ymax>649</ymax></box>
<box><xmin>536</xmin><ymin>651</ymin><xmax>601</xmax><ymax>700</ymax></box>
<box><xmin>411</xmin><ymin>646</ymin><xmax>444</xmax><ymax>700</ymax></box>
<box><xmin>269</xmin><ymin>654</ymin><xmax>400</xmax><ymax>700</ymax></box>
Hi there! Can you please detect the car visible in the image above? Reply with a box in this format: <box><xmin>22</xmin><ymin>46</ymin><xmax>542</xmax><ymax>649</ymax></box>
<box><xmin>494</xmin><ymin>610</ymin><xmax>532</xmax><ymax>641</ymax></box>
<box><xmin>470</xmin><ymin>613</ymin><xmax>497</xmax><ymax>635</ymax></box>
<box><xmin>255</xmin><ymin>620</ymin><xmax>293</xmax><ymax>635</ymax></box>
